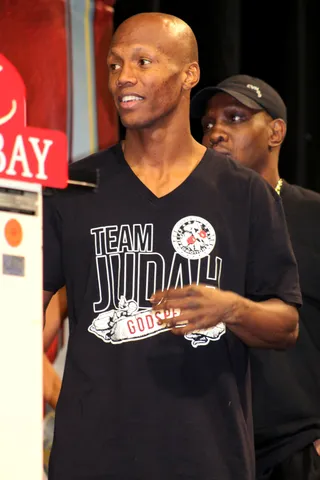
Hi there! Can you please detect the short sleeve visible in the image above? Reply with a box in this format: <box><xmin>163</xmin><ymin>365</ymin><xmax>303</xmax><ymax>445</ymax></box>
<box><xmin>42</xmin><ymin>192</ymin><xmax>65</xmax><ymax>293</ymax></box>
<box><xmin>245</xmin><ymin>176</ymin><xmax>302</xmax><ymax>307</ymax></box>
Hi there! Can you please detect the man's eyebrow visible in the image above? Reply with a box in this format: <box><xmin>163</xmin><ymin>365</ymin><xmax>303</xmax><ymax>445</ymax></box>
<box><xmin>201</xmin><ymin>114</ymin><xmax>212</xmax><ymax>123</ymax></box>
<box><xmin>108</xmin><ymin>46</ymin><xmax>153</xmax><ymax>59</ymax></box>
<box><xmin>107</xmin><ymin>49</ymin><xmax>120</xmax><ymax>59</ymax></box>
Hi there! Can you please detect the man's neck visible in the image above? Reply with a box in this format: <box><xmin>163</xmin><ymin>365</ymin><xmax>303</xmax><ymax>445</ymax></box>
<box><xmin>123</xmin><ymin>129</ymin><xmax>205</xmax><ymax>170</ymax></box>
<box><xmin>121</xmin><ymin>129</ymin><xmax>206</xmax><ymax>198</ymax></box>
<box><xmin>257</xmin><ymin>151</ymin><xmax>282</xmax><ymax>190</ymax></box>
<box><xmin>260</xmin><ymin>167</ymin><xmax>281</xmax><ymax>190</ymax></box>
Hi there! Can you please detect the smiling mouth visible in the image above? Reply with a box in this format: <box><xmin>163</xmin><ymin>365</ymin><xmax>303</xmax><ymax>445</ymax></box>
<box><xmin>119</xmin><ymin>95</ymin><xmax>144</xmax><ymax>109</ymax></box>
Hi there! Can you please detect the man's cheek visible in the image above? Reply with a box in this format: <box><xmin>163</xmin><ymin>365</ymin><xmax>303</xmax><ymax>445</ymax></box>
<box><xmin>202</xmin><ymin>135</ymin><xmax>210</xmax><ymax>148</ymax></box>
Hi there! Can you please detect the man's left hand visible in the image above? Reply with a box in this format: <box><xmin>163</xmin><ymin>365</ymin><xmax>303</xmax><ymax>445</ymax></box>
<box><xmin>150</xmin><ymin>284</ymin><xmax>240</xmax><ymax>335</ymax></box>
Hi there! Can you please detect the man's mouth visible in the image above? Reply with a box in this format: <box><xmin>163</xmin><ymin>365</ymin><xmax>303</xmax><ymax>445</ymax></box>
<box><xmin>118</xmin><ymin>95</ymin><xmax>144</xmax><ymax>109</ymax></box>
<box><xmin>212</xmin><ymin>145</ymin><xmax>231</xmax><ymax>156</ymax></box>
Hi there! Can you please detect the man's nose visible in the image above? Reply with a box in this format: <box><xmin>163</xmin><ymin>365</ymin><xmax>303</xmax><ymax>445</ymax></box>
<box><xmin>116</xmin><ymin>63</ymin><xmax>137</xmax><ymax>87</ymax></box>
<box><xmin>206</xmin><ymin>124</ymin><xmax>229</xmax><ymax>146</ymax></box>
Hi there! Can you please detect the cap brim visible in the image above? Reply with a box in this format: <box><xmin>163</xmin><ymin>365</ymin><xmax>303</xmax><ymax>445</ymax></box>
<box><xmin>190</xmin><ymin>87</ymin><xmax>262</xmax><ymax>118</ymax></box>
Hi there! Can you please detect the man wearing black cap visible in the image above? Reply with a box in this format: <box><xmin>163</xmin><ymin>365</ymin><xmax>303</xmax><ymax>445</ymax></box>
<box><xmin>191</xmin><ymin>74</ymin><xmax>320</xmax><ymax>480</ymax></box>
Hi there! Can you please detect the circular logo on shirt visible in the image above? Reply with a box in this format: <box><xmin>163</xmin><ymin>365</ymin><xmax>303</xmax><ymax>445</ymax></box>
<box><xmin>171</xmin><ymin>216</ymin><xmax>216</xmax><ymax>259</ymax></box>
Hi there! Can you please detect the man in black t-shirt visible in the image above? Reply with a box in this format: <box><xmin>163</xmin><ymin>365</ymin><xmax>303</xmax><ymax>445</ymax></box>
<box><xmin>43</xmin><ymin>16</ymin><xmax>301</xmax><ymax>480</ymax></box>
<box><xmin>191</xmin><ymin>74</ymin><xmax>320</xmax><ymax>479</ymax></box>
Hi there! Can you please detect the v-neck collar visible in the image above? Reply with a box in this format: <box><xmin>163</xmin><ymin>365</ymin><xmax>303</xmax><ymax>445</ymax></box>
<box><xmin>114</xmin><ymin>144</ymin><xmax>211</xmax><ymax>207</ymax></box>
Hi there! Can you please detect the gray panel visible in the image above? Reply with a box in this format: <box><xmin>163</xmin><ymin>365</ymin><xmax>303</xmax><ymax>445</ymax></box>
<box><xmin>3</xmin><ymin>254</ymin><xmax>25</xmax><ymax>277</ymax></box>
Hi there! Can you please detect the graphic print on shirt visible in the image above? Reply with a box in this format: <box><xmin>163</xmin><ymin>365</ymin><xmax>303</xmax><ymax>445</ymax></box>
<box><xmin>88</xmin><ymin>216</ymin><xmax>225</xmax><ymax>347</ymax></box>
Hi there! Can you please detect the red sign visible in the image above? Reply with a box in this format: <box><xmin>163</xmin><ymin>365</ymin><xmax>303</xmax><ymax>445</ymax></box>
<box><xmin>0</xmin><ymin>54</ymin><xmax>68</xmax><ymax>188</ymax></box>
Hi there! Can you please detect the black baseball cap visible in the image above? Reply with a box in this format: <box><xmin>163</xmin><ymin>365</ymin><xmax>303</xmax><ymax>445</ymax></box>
<box><xmin>190</xmin><ymin>74</ymin><xmax>287</xmax><ymax>122</ymax></box>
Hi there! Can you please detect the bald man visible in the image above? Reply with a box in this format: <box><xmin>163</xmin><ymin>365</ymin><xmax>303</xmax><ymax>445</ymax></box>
<box><xmin>43</xmin><ymin>13</ymin><xmax>301</xmax><ymax>480</ymax></box>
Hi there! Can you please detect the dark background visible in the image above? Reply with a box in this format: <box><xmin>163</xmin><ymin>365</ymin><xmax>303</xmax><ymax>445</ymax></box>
<box><xmin>113</xmin><ymin>0</ymin><xmax>320</xmax><ymax>193</ymax></box>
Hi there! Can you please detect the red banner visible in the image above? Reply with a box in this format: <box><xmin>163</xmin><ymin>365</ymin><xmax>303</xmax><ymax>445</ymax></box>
<box><xmin>0</xmin><ymin>54</ymin><xmax>68</xmax><ymax>188</ymax></box>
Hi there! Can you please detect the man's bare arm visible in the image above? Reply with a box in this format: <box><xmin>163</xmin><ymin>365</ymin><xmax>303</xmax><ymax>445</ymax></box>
<box><xmin>42</xmin><ymin>287</ymin><xmax>68</xmax><ymax>409</ymax></box>
<box><xmin>151</xmin><ymin>286</ymin><xmax>299</xmax><ymax>349</ymax></box>
<box><xmin>226</xmin><ymin>297</ymin><xmax>299</xmax><ymax>348</ymax></box>
<box><xmin>43</xmin><ymin>287</ymin><xmax>68</xmax><ymax>350</ymax></box>
<box><xmin>43</xmin><ymin>353</ymin><xmax>62</xmax><ymax>409</ymax></box>
<box><xmin>43</xmin><ymin>290</ymin><xmax>54</xmax><ymax>328</ymax></box>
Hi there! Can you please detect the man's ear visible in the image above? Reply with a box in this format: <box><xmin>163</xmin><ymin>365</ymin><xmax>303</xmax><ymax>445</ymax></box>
<box><xmin>182</xmin><ymin>62</ymin><xmax>200</xmax><ymax>91</ymax></box>
<box><xmin>269</xmin><ymin>118</ymin><xmax>287</xmax><ymax>148</ymax></box>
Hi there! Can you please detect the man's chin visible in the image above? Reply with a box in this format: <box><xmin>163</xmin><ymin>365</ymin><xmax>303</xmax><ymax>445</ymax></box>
<box><xmin>120</xmin><ymin>118</ymin><xmax>154</xmax><ymax>130</ymax></box>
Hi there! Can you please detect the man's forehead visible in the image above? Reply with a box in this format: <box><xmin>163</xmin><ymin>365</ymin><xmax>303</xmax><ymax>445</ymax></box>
<box><xmin>108</xmin><ymin>44</ymin><xmax>160</xmax><ymax>57</ymax></box>
<box><xmin>111</xmin><ymin>17</ymin><xmax>179</xmax><ymax>53</ymax></box>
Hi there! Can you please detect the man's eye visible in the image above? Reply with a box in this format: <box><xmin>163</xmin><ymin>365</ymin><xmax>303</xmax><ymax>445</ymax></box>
<box><xmin>140</xmin><ymin>58</ymin><xmax>151</xmax><ymax>66</ymax></box>
<box><xmin>203</xmin><ymin>122</ymin><xmax>214</xmax><ymax>132</ymax></box>
<box><xmin>231</xmin><ymin>114</ymin><xmax>243</xmax><ymax>122</ymax></box>
<box><xmin>109</xmin><ymin>64</ymin><xmax>121</xmax><ymax>71</ymax></box>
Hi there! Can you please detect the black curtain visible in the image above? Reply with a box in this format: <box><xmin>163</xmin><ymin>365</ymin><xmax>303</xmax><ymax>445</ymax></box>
<box><xmin>113</xmin><ymin>0</ymin><xmax>319</xmax><ymax>192</ymax></box>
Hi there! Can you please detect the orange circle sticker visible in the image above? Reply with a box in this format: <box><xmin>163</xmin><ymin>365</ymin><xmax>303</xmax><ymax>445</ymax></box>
<box><xmin>4</xmin><ymin>219</ymin><xmax>23</xmax><ymax>247</ymax></box>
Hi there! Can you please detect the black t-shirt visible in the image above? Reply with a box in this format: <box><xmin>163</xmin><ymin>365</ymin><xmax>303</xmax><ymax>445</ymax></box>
<box><xmin>251</xmin><ymin>181</ymin><xmax>320</xmax><ymax>476</ymax></box>
<box><xmin>43</xmin><ymin>145</ymin><xmax>301</xmax><ymax>480</ymax></box>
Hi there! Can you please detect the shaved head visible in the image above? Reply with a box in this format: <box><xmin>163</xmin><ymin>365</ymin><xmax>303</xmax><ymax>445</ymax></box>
<box><xmin>108</xmin><ymin>12</ymin><xmax>200</xmax><ymax>130</ymax></box>
<box><xmin>112</xmin><ymin>12</ymin><xmax>198</xmax><ymax>65</ymax></box>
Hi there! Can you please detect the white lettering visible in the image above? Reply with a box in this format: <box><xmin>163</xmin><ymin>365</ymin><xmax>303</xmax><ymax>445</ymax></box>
<box><xmin>90</xmin><ymin>224</ymin><xmax>154</xmax><ymax>255</ymax></box>
<box><xmin>5</xmin><ymin>135</ymin><xmax>33</xmax><ymax>178</ymax></box>
<box><xmin>28</xmin><ymin>137</ymin><xmax>52</xmax><ymax>180</ymax></box>
<box><xmin>0</xmin><ymin>133</ymin><xmax>6</xmax><ymax>172</ymax></box>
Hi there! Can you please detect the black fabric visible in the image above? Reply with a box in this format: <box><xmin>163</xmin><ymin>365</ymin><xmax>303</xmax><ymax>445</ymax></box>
<box><xmin>282</xmin><ymin>183</ymin><xmax>320</xmax><ymax>349</ymax></box>
<box><xmin>43</xmin><ymin>145</ymin><xmax>301</xmax><ymax>480</ymax></box>
<box><xmin>257</xmin><ymin>443</ymin><xmax>320</xmax><ymax>480</ymax></box>
<box><xmin>190</xmin><ymin>75</ymin><xmax>287</xmax><ymax>121</ymax></box>
<box><xmin>251</xmin><ymin>181</ymin><xmax>320</xmax><ymax>477</ymax></box>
